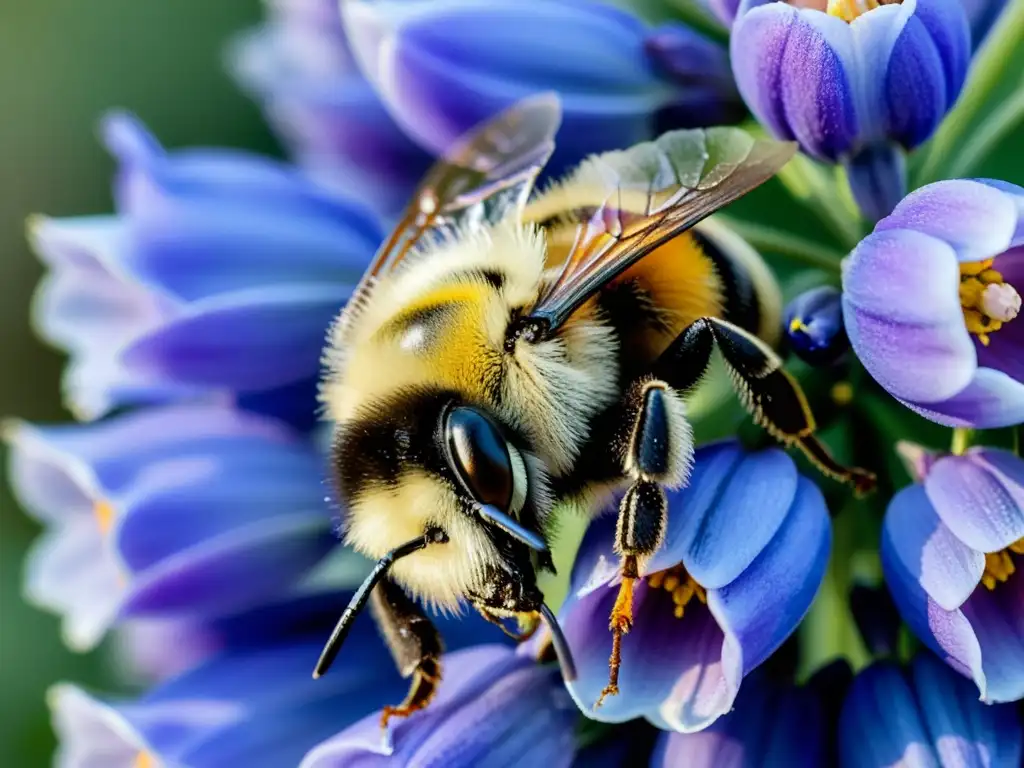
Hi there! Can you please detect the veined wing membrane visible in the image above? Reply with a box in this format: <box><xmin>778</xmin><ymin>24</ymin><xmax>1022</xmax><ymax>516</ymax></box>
<box><xmin>528</xmin><ymin>128</ymin><xmax>797</xmax><ymax>331</ymax></box>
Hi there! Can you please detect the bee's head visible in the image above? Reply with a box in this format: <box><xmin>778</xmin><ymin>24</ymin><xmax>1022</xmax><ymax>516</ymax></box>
<box><xmin>332</xmin><ymin>388</ymin><xmax>554</xmax><ymax>614</ymax></box>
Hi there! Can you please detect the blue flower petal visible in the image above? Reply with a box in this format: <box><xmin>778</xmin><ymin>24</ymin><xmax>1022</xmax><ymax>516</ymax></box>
<box><xmin>120</xmin><ymin>284</ymin><xmax>348</xmax><ymax>391</ymax></box>
<box><xmin>875</xmin><ymin>179</ymin><xmax>1018</xmax><ymax>263</ymax></box>
<box><xmin>901</xmin><ymin>367</ymin><xmax>1024</xmax><ymax>429</ymax></box>
<box><xmin>839</xmin><ymin>655</ymin><xmax>1023</xmax><ymax>768</ymax></box>
<box><xmin>881</xmin><ymin>521</ymin><xmax>987</xmax><ymax>697</ymax></box>
<box><xmin>653</xmin><ymin>674</ymin><xmax>825</xmax><ymax>767</ymax></box>
<box><xmin>654</xmin><ymin>445</ymin><xmax>798</xmax><ymax>590</ymax></box>
<box><xmin>708</xmin><ymin>476</ymin><xmax>830</xmax><ymax>677</ymax></box>
<box><xmin>301</xmin><ymin>646</ymin><xmax>576</xmax><ymax>768</ymax></box>
<box><xmin>842</xmin><ymin>227</ymin><xmax>977</xmax><ymax>405</ymax></box>
<box><xmin>883</xmin><ymin>9</ymin><xmax>952</xmax><ymax>149</ymax></box>
<box><xmin>960</xmin><ymin>575</ymin><xmax>1024</xmax><ymax>703</ymax></box>
<box><xmin>838</xmin><ymin>661</ymin><xmax>939</xmax><ymax>768</ymax></box>
<box><xmin>911</xmin><ymin>652</ymin><xmax>1024</xmax><ymax>765</ymax></box>
<box><xmin>924</xmin><ymin>450</ymin><xmax>1024</xmax><ymax>554</ymax></box>
<box><xmin>882</xmin><ymin>485</ymin><xmax>983</xmax><ymax>611</ymax></box>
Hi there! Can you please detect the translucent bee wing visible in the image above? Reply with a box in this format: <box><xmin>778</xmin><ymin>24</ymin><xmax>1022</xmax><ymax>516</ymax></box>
<box><xmin>526</xmin><ymin>128</ymin><xmax>797</xmax><ymax>332</ymax></box>
<box><xmin>333</xmin><ymin>94</ymin><xmax>562</xmax><ymax>346</ymax></box>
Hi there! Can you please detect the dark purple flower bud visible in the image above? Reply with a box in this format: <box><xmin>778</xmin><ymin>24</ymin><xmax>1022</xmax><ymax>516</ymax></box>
<box><xmin>784</xmin><ymin>285</ymin><xmax>849</xmax><ymax>365</ymax></box>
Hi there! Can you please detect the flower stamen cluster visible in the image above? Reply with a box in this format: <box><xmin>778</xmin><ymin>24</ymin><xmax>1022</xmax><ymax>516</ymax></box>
<box><xmin>981</xmin><ymin>539</ymin><xmax>1024</xmax><ymax>590</ymax></box>
<box><xmin>825</xmin><ymin>0</ymin><xmax>898</xmax><ymax>23</ymax></box>
<box><xmin>646</xmin><ymin>564</ymin><xmax>706</xmax><ymax>619</ymax></box>
<box><xmin>960</xmin><ymin>259</ymin><xmax>1021</xmax><ymax>346</ymax></box>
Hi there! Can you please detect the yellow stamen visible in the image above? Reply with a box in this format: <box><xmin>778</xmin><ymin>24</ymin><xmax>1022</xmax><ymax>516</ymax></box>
<box><xmin>134</xmin><ymin>752</ymin><xmax>156</xmax><ymax>768</ymax></box>
<box><xmin>647</xmin><ymin>564</ymin><xmax>705</xmax><ymax>620</ymax></box>
<box><xmin>826</xmin><ymin>0</ymin><xmax>881</xmax><ymax>22</ymax></box>
<box><xmin>960</xmin><ymin>259</ymin><xmax>1019</xmax><ymax>346</ymax></box>
<box><xmin>93</xmin><ymin>499</ymin><xmax>115</xmax><ymax>534</ymax></box>
<box><xmin>981</xmin><ymin>545</ymin><xmax>1019</xmax><ymax>590</ymax></box>
<box><xmin>789</xmin><ymin>317</ymin><xmax>805</xmax><ymax>334</ymax></box>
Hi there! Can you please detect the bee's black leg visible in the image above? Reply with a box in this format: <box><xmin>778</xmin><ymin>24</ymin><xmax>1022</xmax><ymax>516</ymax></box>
<box><xmin>369</xmin><ymin>578</ymin><xmax>444</xmax><ymax>727</ymax></box>
<box><xmin>656</xmin><ymin>316</ymin><xmax>876</xmax><ymax>495</ymax></box>
<box><xmin>598</xmin><ymin>379</ymin><xmax>688</xmax><ymax>707</ymax></box>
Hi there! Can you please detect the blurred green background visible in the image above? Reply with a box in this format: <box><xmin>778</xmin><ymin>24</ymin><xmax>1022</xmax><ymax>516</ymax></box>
<box><xmin>0</xmin><ymin>1</ymin><xmax>1022</xmax><ymax>766</ymax></box>
<box><xmin>0</xmin><ymin>3</ymin><xmax>278</xmax><ymax>764</ymax></box>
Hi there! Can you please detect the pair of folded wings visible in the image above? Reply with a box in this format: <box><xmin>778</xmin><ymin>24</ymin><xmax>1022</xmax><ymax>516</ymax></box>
<box><xmin>345</xmin><ymin>93</ymin><xmax>795</xmax><ymax>335</ymax></box>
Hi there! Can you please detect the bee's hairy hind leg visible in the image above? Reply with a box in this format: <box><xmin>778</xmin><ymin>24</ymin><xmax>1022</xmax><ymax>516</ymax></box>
<box><xmin>655</xmin><ymin>316</ymin><xmax>876</xmax><ymax>496</ymax></box>
<box><xmin>597</xmin><ymin>380</ymin><xmax>682</xmax><ymax>708</ymax></box>
<box><xmin>369</xmin><ymin>578</ymin><xmax>444</xmax><ymax>728</ymax></box>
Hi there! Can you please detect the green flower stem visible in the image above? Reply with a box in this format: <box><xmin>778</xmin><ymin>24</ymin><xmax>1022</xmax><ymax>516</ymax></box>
<box><xmin>716</xmin><ymin>215</ymin><xmax>843</xmax><ymax>274</ymax></box>
<box><xmin>951</xmin><ymin>427</ymin><xmax>974</xmax><ymax>456</ymax></box>
<box><xmin>717</xmin><ymin>216</ymin><xmax>845</xmax><ymax>274</ymax></box>
<box><xmin>916</xmin><ymin>0</ymin><xmax>1024</xmax><ymax>184</ymax></box>
<box><xmin>948</xmin><ymin>81</ymin><xmax>1024</xmax><ymax>178</ymax></box>
<box><xmin>776</xmin><ymin>153</ymin><xmax>864</xmax><ymax>250</ymax></box>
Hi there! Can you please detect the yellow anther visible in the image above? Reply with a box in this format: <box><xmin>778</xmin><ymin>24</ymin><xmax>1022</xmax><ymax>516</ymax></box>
<box><xmin>827</xmin><ymin>0</ymin><xmax>880</xmax><ymax>21</ymax></box>
<box><xmin>981</xmin><ymin>548</ymin><xmax>1017</xmax><ymax>590</ymax></box>
<box><xmin>135</xmin><ymin>752</ymin><xmax>156</xmax><ymax>768</ymax></box>
<box><xmin>94</xmin><ymin>499</ymin><xmax>115</xmax><ymax>534</ymax></box>
<box><xmin>1010</xmin><ymin>539</ymin><xmax>1024</xmax><ymax>555</ymax></box>
<box><xmin>959</xmin><ymin>259</ymin><xmax>994</xmax><ymax>277</ymax></box>
<box><xmin>960</xmin><ymin>259</ymin><xmax>1017</xmax><ymax>345</ymax></box>
<box><xmin>789</xmin><ymin>317</ymin><xmax>805</xmax><ymax>334</ymax></box>
<box><xmin>647</xmin><ymin>564</ymin><xmax>705</xmax><ymax>620</ymax></box>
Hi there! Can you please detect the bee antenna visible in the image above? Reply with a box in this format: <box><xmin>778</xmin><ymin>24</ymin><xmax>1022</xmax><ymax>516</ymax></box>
<box><xmin>539</xmin><ymin>603</ymin><xmax>577</xmax><ymax>682</ymax></box>
<box><xmin>313</xmin><ymin>527</ymin><xmax>448</xmax><ymax>679</ymax></box>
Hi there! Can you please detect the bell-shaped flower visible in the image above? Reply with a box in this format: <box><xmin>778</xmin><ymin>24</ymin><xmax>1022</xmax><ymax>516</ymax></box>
<box><xmin>839</xmin><ymin>653</ymin><xmax>1023</xmax><ymax>767</ymax></box>
<box><xmin>6</xmin><ymin>404</ymin><xmax>335</xmax><ymax>652</ymax></box>
<box><xmin>228</xmin><ymin>0</ymin><xmax>431</xmax><ymax>216</ymax></box>
<box><xmin>730</xmin><ymin>0</ymin><xmax>971</xmax><ymax>221</ymax></box>
<box><xmin>558</xmin><ymin>441</ymin><xmax>831</xmax><ymax>732</ymax></box>
<box><xmin>302</xmin><ymin>645</ymin><xmax>578</xmax><ymax>767</ymax></box>
<box><xmin>882</xmin><ymin>445</ymin><xmax>1024</xmax><ymax>703</ymax></box>
<box><xmin>341</xmin><ymin>0</ymin><xmax>741</xmax><ymax>175</ymax></box>
<box><xmin>842</xmin><ymin>179</ymin><xmax>1024</xmax><ymax>428</ymax></box>
<box><xmin>30</xmin><ymin>114</ymin><xmax>381</xmax><ymax>423</ymax></box>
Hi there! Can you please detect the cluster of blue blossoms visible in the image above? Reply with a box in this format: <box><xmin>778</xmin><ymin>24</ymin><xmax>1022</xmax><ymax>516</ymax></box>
<box><xmin>8</xmin><ymin>0</ymin><xmax>1024</xmax><ymax>765</ymax></box>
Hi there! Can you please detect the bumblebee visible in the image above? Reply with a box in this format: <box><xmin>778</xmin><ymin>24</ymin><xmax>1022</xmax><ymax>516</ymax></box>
<box><xmin>313</xmin><ymin>94</ymin><xmax>875</xmax><ymax>720</ymax></box>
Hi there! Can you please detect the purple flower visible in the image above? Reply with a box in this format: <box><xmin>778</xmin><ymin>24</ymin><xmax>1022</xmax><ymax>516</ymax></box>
<box><xmin>302</xmin><ymin>645</ymin><xmax>577</xmax><ymax>767</ymax></box>
<box><xmin>839</xmin><ymin>653</ymin><xmax>1023</xmax><ymax>767</ymax></box>
<box><xmin>6</xmin><ymin>404</ymin><xmax>334</xmax><ymax>652</ymax></box>
<box><xmin>842</xmin><ymin>179</ymin><xmax>1024</xmax><ymax>428</ymax></box>
<box><xmin>558</xmin><ymin>442</ymin><xmax>830</xmax><ymax>732</ymax></box>
<box><xmin>341</xmin><ymin>0</ymin><xmax>741</xmax><ymax>174</ymax></box>
<box><xmin>228</xmin><ymin>0</ymin><xmax>432</xmax><ymax>216</ymax></box>
<box><xmin>650</xmin><ymin>672</ymin><xmax>827</xmax><ymax>765</ymax></box>
<box><xmin>49</xmin><ymin>595</ymin><xmax>519</xmax><ymax>768</ymax></box>
<box><xmin>731</xmin><ymin>0</ymin><xmax>971</xmax><ymax>221</ymax></box>
<box><xmin>882</xmin><ymin>446</ymin><xmax>1024</xmax><ymax>703</ymax></box>
<box><xmin>30</xmin><ymin>113</ymin><xmax>381</xmax><ymax>423</ymax></box>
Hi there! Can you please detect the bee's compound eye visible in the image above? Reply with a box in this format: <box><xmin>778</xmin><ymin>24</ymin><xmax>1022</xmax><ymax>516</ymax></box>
<box><xmin>445</xmin><ymin>407</ymin><xmax>514</xmax><ymax>510</ymax></box>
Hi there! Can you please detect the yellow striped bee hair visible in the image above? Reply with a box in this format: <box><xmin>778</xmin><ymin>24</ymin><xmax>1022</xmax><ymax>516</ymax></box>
<box><xmin>312</xmin><ymin>94</ymin><xmax>875</xmax><ymax>721</ymax></box>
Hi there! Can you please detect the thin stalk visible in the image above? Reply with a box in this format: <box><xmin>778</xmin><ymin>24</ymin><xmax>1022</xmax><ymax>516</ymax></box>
<box><xmin>951</xmin><ymin>427</ymin><xmax>974</xmax><ymax>456</ymax></box>
<box><xmin>916</xmin><ymin>0</ymin><xmax>1024</xmax><ymax>184</ymax></box>
<box><xmin>777</xmin><ymin>153</ymin><xmax>864</xmax><ymax>249</ymax></box>
<box><xmin>717</xmin><ymin>216</ymin><xmax>845</xmax><ymax>273</ymax></box>
<box><xmin>948</xmin><ymin>82</ymin><xmax>1024</xmax><ymax>178</ymax></box>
